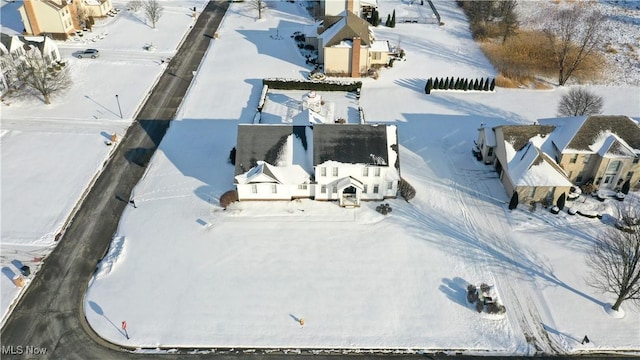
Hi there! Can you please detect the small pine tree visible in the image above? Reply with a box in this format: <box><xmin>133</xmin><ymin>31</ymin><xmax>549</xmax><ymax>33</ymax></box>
<box><xmin>463</xmin><ymin>78</ymin><xmax>469</xmax><ymax>91</ymax></box>
<box><xmin>455</xmin><ymin>77</ymin><xmax>460</xmax><ymax>89</ymax></box>
<box><xmin>385</xmin><ymin>14</ymin><xmax>391</xmax><ymax>27</ymax></box>
<box><xmin>390</xmin><ymin>9</ymin><xmax>396</xmax><ymax>28</ymax></box>
<box><xmin>229</xmin><ymin>147</ymin><xmax>236</xmax><ymax>165</ymax></box>
<box><xmin>509</xmin><ymin>191</ymin><xmax>519</xmax><ymax>210</ymax></box>
<box><xmin>479</xmin><ymin>78</ymin><xmax>484</xmax><ymax>90</ymax></box>
<box><xmin>622</xmin><ymin>178</ymin><xmax>631</xmax><ymax>194</ymax></box>
<box><xmin>557</xmin><ymin>193</ymin><xmax>566</xmax><ymax>210</ymax></box>
<box><xmin>444</xmin><ymin>77</ymin><xmax>450</xmax><ymax>90</ymax></box>
<box><xmin>473</xmin><ymin>78</ymin><xmax>479</xmax><ymax>90</ymax></box>
<box><xmin>438</xmin><ymin>77</ymin><xmax>444</xmax><ymax>89</ymax></box>
<box><xmin>425</xmin><ymin>78</ymin><xmax>433</xmax><ymax>94</ymax></box>
<box><xmin>371</xmin><ymin>10</ymin><xmax>379</xmax><ymax>26</ymax></box>
<box><xmin>434</xmin><ymin>77</ymin><xmax>439</xmax><ymax>90</ymax></box>
<box><xmin>483</xmin><ymin>77</ymin><xmax>490</xmax><ymax>91</ymax></box>
<box><xmin>467</xmin><ymin>79</ymin><xmax>473</xmax><ymax>90</ymax></box>
<box><xmin>490</xmin><ymin>78</ymin><xmax>496</xmax><ymax>91</ymax></box>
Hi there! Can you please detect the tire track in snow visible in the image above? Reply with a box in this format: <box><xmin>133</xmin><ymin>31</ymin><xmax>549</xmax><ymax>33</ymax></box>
<box><xmin>442</xmin><ymin>139</ymin><xmax>563</xmax><ymax>355</ymax></box>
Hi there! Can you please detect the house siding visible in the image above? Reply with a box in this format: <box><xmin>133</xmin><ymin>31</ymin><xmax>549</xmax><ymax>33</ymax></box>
<box><xmin>20</xmin><ymin>0</ymin><xmax>75</xmax><ymax>36</ymax></box>
<box><xmin>314</xmin><ymin>165</ymin><xmax>398</xmax><ymax>201</ymax></box>
<box><xmin>324</xmin><ymin>46</ymin><xmax>351</xmax><ymax>75</ymax></box>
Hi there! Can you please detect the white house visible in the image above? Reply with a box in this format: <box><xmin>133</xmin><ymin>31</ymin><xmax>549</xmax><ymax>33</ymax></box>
<box><xmin>234</xmin><ymin>123</ymin><xmax>399</xmax><ymax>207</ymax></box>
<box><xmin>0</xmin><ymin>33</ymin><xmax>61</xmax><ymax>96</ymax></box>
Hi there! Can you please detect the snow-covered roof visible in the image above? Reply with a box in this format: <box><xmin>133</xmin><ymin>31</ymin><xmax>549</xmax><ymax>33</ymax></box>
<box><xmin>370</xmin><ymin>40</ymin><xmax>390</xmax><ymax>52</ymax></box>
<box><xmin>319</xmin><ymin>10</ymin><xmax>371</xmax><ymax>47</ymax></box>
<box><xmin>507</xmin><ymin>137</ymin><xmax>572</xmax><ymax>187</ymax></box>
<box><xmin>539</xmin><ymin>115</ymin><xmax>640</xmax><ymax>154</ymax></box>
<box><xmin>235</xmin><ymin>161</ymin><xmax>311</xmax><ymax>185</ymax></box>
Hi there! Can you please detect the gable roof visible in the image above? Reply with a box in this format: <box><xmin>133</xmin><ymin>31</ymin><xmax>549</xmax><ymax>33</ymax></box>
<box><xmin>539</xmin><ymin>115</ymin><xmax>640</xmax><ymax>153</ymax></box>
<box><xmin>497</xmin><ymin>125</ymin><xmax>556</xmax><ymax>152</ymax></box>
<box><xmin>319</xmin><ymin>10</ymin><xmax>371</xmax><ymax>47</ymax></box>
<box><xmin>234</xmin><ymin>161</ymin><xmax>311</xmax><ymax>185</ymax></box>
<box><xmin>313</xmin><ymin>124</ymin><xmax>388</xmax><ymax>165</ymax></box>
<box><xmin>235</xmin><ymin>125</ymin><xmax>311</xmax><ymax>176</ymax></box>
<box><xmin>508</xmin><ymin>140</ymin><xmax>572</xmax><ymax>187</ymax></box>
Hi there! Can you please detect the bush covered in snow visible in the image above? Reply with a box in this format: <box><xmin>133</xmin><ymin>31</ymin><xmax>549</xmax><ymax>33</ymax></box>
<box><xmin>399</xmin><ymin>177</ymin><xmax>416</xmax><ymax>201</ymax></box>
<box><xmin>263</xmin><ymin>78</ymin><xmax>361</xmax><ymax>92</ymax></box>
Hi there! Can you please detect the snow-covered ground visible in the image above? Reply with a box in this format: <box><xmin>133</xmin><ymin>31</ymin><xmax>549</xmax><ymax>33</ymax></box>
<box><xmin>82</xmin><ymin>0</ymin><xmax>639</xmax><ymax>355</ymax></box>
<box><xmin>0</xmin><ymin>0</ymin><xmax>208</xmax><ymax>323</ymax></box>
<box><xmin>2</xmin><ymin>0</ymin><xmax>639</xmax><ymax>354</ymax></box>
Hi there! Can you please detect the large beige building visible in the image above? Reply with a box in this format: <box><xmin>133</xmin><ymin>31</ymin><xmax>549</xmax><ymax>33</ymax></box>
<box><xmin>476</xmin><ymin>115</ymin><xmax>640</xmax><ymax>204</ymax></box>
<box><xmin>19</xmin><ymin>0</ymin><xmax>112</xmax><ymax>39</ymax></box>
<box><xmin>314</xmin><ymin>10</ymin><xmax>390</xmax><ymax>77</ymax></box>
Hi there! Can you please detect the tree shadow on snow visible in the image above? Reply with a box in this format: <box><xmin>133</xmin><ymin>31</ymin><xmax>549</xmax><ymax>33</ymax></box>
<box><xmin>439</xmin><ymin>277</ymin><xmax>471</xmax><ymax>310</ymax></box>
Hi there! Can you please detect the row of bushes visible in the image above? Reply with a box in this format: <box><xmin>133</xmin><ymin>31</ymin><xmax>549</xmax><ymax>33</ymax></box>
<box><xmin>425</xmin><ymin>77</ymin><xmax>495</xmax><ymax>94</ymax></box>
<box><xmin>263</xmin><ymin>78</ymin><xmax>362</xmax><ymax>92</ymax></box>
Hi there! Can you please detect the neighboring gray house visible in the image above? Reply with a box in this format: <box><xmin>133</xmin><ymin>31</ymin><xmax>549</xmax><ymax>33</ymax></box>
<box><xmin>234</xmin><ymin>123</ymin><xmax>399</xmax><ymax>207</ymax></box>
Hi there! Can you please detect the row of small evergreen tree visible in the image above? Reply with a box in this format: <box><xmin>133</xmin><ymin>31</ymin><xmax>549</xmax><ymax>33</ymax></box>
<box><xmin>368</xmin><ymin>9</ymin><xmax>396</xmax><ymax>28</ymax></box>
<box><xmin>425</xmin><ymin>76</ymin><xmax>495</xmax><ymax>94</ymax></box>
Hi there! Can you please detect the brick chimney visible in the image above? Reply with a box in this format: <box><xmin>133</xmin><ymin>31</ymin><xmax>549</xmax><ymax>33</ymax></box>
<box><xmin>346</xmin><ymin>0</ymin><xmax>354</xmax><ymax>13</ymax></box>
<box><xmin>350</xmin><ymin>37</ymin><xmax>361</xmax><ymax>78</ymax></box>
<box><xmin>22</xmin><ymin>0</ymin><xmax>42</xmax><ymax>35</ymax></box>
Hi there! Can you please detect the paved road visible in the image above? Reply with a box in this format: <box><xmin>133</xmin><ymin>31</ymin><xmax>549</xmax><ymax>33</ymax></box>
<box><xmin>0</xmin><ymin>2</ymin><xmax>229</xmax><ymax>359</ymax></box>
<box><xmin>1</xmin><ymin>1</ymin><xmax>636</xmax><ymax>359</ymax></box>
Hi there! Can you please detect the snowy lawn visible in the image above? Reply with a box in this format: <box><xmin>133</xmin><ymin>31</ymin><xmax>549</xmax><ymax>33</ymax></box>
<box><xmin>0</xmin><ymin>0</ymin><xmax>208</xmax><ymax>323</ymax></box>
<box><xmin>83</xmin><ymin>0</ymin><xmax>640</xmax><ymax>355</ymax></box>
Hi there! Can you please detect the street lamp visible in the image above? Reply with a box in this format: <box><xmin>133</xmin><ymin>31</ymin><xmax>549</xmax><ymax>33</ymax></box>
<box><xmin>115</xmin><ymin>94</ymin><xmax>123</xmax><ymax>119</ymax></box>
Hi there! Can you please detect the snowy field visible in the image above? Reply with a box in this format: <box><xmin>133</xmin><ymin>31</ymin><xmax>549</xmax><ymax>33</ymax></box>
<box><xmin>0</xmin><ymin>0</ymin><xmax>208</xmax><ymax>323</ymax></box>
<box><xmin>81</xmin><ymin>0</ymin><xmax>640</xmax><ymax>355</ymax></box>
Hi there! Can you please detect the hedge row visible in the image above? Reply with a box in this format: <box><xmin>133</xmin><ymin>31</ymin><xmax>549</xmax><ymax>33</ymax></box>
<box><xmin>425</xmin><ymin>76</ymin><xmax>495</xmax><ymax>94</ymax></box>
<box><xmin>263</xmin><ymin>78</ymin><xmax>362</xmax><ymax>92</ymax></box>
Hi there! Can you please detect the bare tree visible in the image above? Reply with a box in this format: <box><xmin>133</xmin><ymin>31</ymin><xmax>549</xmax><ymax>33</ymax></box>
<box><xmin>3</xmin><ymin>51</ymin><xmax>71</xmax><ymax>104</ymax></box>
<box><xmin>75</xmin><ymin>2</ymin><xmax>89</xmax><ymax>29</ymax></box>
<box><xmin>498</xmin><ymin>0</ymin><xmax>518</xmax><ymax>44</ymax></box>
<box><xmin>250</xmin><ymin>0</ymin><xmax>267</xmax><ymax>20</ymax></box>
<box><xmin>586</xmin><ymin>225</ymin><xmax>640</xmax><ymax>311</ymax></box>
<box><xmin>143</xmin><ymin>0</ymin><xmax>164</xmax><ymax>28</ymax></box>
<box><xmin>128</xmin><ymin>0</ymin><xmax>143</xmax><ymax>11</ymax></box>
<box><xmin>557</xmin><ymin>87</ymin><xmax>603</xmax><ymax>116</ymax></box>
<box><xmin>543</xmin><ymin>5</ymin><xmax>605</xmax><ymax>85</ymax></box>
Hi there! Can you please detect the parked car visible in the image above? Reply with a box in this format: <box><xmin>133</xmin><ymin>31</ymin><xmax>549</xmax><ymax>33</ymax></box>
<box><xmin>77</xmin><ymin>49</ymin><xmax>99</xmax><ymax>59</ymax></box>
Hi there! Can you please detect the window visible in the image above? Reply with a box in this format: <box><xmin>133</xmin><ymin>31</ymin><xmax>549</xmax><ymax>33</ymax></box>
<box><xmin>529</xmin><ymin>187</ymin><xmax>536</xmax><ymax>199</ymax></box>
<box><xmin>576</xmin><ymin>172</ymin><xmax>584</xmax><ymax>183</ymax></box>
<box><xmin>627</xmin><ymin>171</ymin><xmax>634</xmax><ymax>180</ymax></box>
<box><xmin>363</xmin><ymin>184</ymin><xmax>368</xmax><ymax>193</ymax></box>
<box><xmin>374</xmin><ymin>167</ymin><xmax>381</xmax><ymax>177</ymax></box>
<box><xmin>607</xmin><ymin>160</ymin><xmax>622</xmax><ymax>173</ymax></box>
<box><xmin>332</xmin><ymin>167</ymin><xmax>338</xmax><ymax>177</ymax></box>
<box><xmin>298</xmin><ymin>184</ymin><xmax>307</xmax><ymax>190</ymax></box>
<box><xmin>321</xmin><ymin>185</ymin><xmax>327</xmax><ymax>193</ymax></box>
<box><xmin>634</xmin><ymin>158</ymin><xmax>639</xmax><ymax>164</ymax></box>
<box><xmin>487</xmin><ymin>147</ymin><xmax>493</xmax><ymax>157</ymax></box>
<box><xmin>570</xmin><ymin>154</ymin><xmax>578</xmax><ymax>164</ymax></box>
<box><xmin>332</xmin><ymin>185</ymin><xmax>337</xmax><ymax>193</ymax></box>
<box><xmin>320</xmin><ymin>167</ymin><xmax>326</xmax><ymax>177</ymax></box>
<box><xmin>373</xmin><ymin>184</ymin><xmax>379</xmax><ymax>194</ymax></box>
<box><xmin>387</xmin><ymin>182</ymin><xmax>393</xmax><ymax>190</ymax></box>
<box><xmin>583</xmin><ymin>154</ymin><xmax>591</xmax><ymax>164</ymax></box>
<box><xmin>371</xmin><ymin>52</ymin><xmax>381</xmax><ymax>60</ymax></box>
<box><xmin>251</xmin><ymin>184</ymin><xmax>257</xmax><ymax>193</ymax></box>
<box><xmin>363</xmin><ymin>167</ymin><xmax>369</xmax><ymax>177</ymax></box>
<box><xmin>271</xmin><ymin>184</ymin><xmax>277</xmax><ymax>194</ymax></box>
<box><xmin>51</xmin><ymin>50</ymin><xmax>57</xmax><ymax>61</ymax></box>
